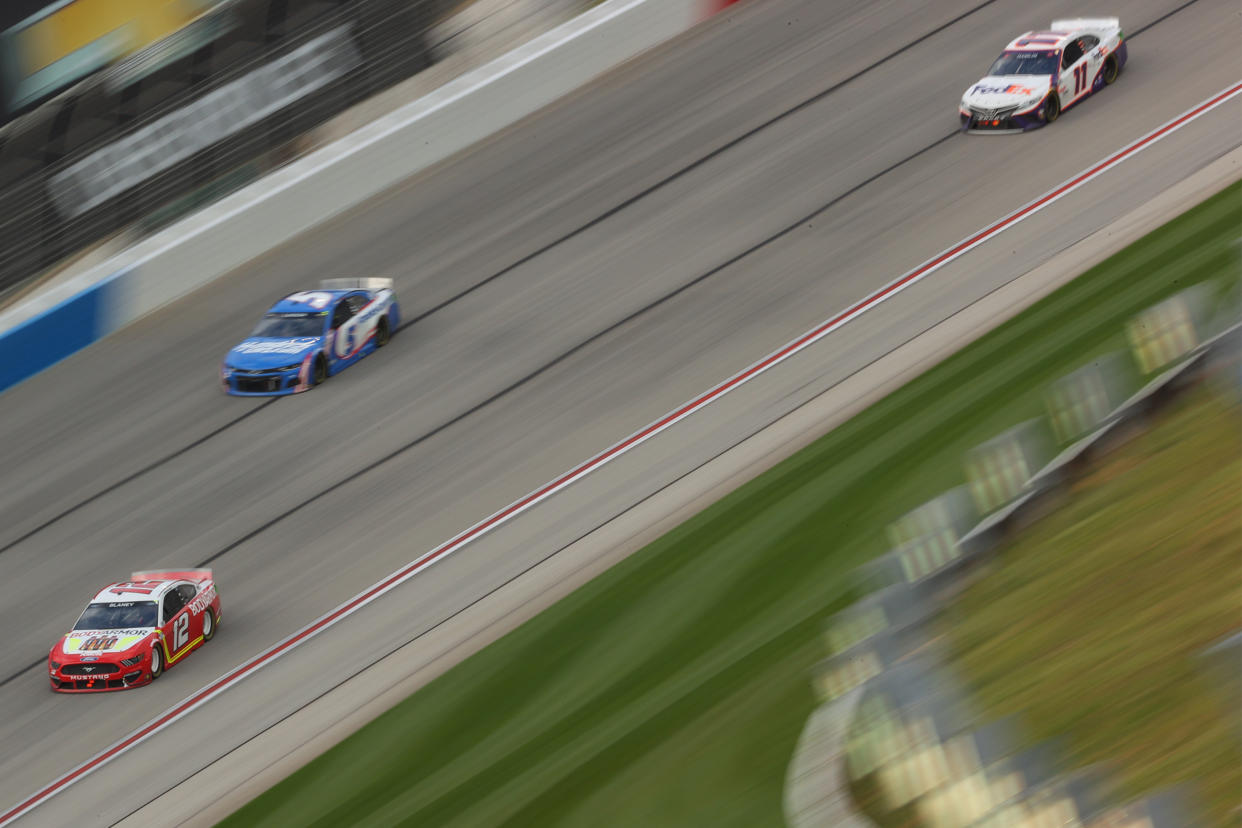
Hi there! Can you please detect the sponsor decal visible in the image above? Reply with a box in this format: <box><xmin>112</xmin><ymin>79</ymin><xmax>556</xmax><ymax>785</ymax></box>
<box><xmin>971</xmin><ymin>83</ymin><xmax>1037</xmax><ymax>96</ymax></box>
<box><xmin>186</xmin><ymin>584</ymin><xmax>216</xmax><ymax>615</ymax></box>
<box><xmin>62</xmin><ymin>632</ymin><xmax>148</xmax><ymax>654</ymax></box>
<box><xmin>70</xmin><ymin>629</ymin><xmax>151</xmax><ymax>638</ymax></box>
<box><xmin>355</xmin><ymin>299</ymin><xmax>384</xmax><ymax>325</ymax></box>
<box><xmin>234</xmin><ymin>337</ymin><xmax>320</xmax><ymax>355</ymax></box>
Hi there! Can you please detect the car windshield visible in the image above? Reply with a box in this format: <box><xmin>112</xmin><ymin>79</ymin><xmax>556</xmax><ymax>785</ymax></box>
<box><xmin>988</xmin><ymin>51</ymin><xmax>1058</xmax><ymax>76</ymax></box>
<box><xmin>250</xmin><ymin>313</ymin><xmax>324</xmax><ymax>339</ymax></box>
<box><xmin>74</xmin><ymin>601</ymin><xmax>158</xmax><ymax>630</ymax></box>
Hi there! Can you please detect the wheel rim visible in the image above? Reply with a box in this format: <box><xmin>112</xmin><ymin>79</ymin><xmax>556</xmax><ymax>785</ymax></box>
<box><xmin>1105</xmin><ymin>59</ymin><xmax>1117</xmax><ymax>83</ymax></box>
<box><xmin>203</xmin><ymin>610</ymin><xmax>213</xmax><ymax>639</ymax></box>
<box><xmin>151</xmin><ymin>648</ymin><xmax>162</xmax><ymax>676</ymax></box>
<box><xmin>1046</xmin><ymin>96</ymin><xmax>1059</xmax><ymax>121</ymax></box>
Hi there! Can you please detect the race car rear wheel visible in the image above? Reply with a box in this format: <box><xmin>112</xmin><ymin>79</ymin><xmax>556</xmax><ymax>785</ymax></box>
<box><xmin>312</xmin><ymin>355</ymin><xmax>327</xmax><ymax>386</ymax></box>
<box><xmin>1102</xmin><ymin>55</ymin><xmax>1119</xmax><ymax>85</ymax></box>
<box><xmin>202</xmin><ymin>608</ymin><xmax>216</xmax><ymax>642</ymax></box>
<box><xmin>376</xmin><ymin>317</ymin><xmax>391</xmax><ymax>348</ymax></box>
<box><xmin>1044</xmin><ymin>92</ymin><xmax>1061</xmax><ymax>123</ymax></box>
<box><xmin>149</xmin><ymin>646</ymin><xmax>163</xmax><ymax>680</ymax></box>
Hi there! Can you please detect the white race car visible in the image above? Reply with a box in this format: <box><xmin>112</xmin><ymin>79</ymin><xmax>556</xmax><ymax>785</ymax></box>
<box><xmin>960</xmin><ymin>18</ymin><xmax>1127</xmax><ymax>132</ymax></box>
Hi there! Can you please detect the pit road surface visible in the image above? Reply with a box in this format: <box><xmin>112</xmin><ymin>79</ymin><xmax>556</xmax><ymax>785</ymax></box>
<box><xmin>0</xmin><ymin>0</ymin><xmax>1238</xmax><ymax>823</ymax></box>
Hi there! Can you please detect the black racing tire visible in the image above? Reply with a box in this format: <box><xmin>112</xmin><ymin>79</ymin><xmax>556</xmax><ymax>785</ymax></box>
<box><xmin>312</xmin><ymin>354</ymin><xmax>328</xmax><ymax>386</ymax></box>
<box><xmin>149</xmin><ymin>645</ymin><xmax>163</xmax><ymax>680</ymax></box>
<box><xmin>1102</xmin><ymin>55</ymin><xmax>1119</xmax><ymax>85</ymax></box>
<box><xmin>1044</xmin><ymin>92</ymin><xmax>1061</xmax><ymax>124</ymax></box>
<box><xmin>201</xmin><ymin>608</ymin><xmax>216</xmax><ymax>642</ymax></box>
<box><xmin>376</xmin><ymin>317</ymin><xmax>391</xmax><ymax>348</ymax></box>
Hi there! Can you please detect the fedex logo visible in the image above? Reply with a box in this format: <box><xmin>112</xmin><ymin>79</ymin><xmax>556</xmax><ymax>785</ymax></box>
<box><xmin>968</xmin><ymin>83</ymin><xmax>1038</xmax><ymax>96</ymax></box>
<box><xmin>971</xmin><ymin>83</ymin><xmax>1036</xmax><ymax>96</ymax></box>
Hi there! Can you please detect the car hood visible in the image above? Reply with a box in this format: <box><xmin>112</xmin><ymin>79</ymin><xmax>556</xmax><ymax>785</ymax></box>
<box><xmin>962</xmin><ymin>75</ymin><xmax>1052</xmax><ymax>109</ymax></box>
<box><xmin>226</xmin><ymin>337</ymin><xmax>321</xmax><ymax>369</ymax></box>
<box><xmin>57</xmin><ymin>628</ymin><xmax>154</xmax><ymax>656</ymax></box>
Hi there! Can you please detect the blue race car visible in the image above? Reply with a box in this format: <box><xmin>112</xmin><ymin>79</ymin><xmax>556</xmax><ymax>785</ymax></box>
<box><xmin>221</xmin><ymin>278</ymin><xmax>400</xmax><ymax>396</ymax></box>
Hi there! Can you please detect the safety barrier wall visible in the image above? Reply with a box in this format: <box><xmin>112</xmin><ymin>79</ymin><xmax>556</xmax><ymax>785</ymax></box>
<box><xmin>0</xmin><ymin>268</ymin><xmax>128</xmax><ymax>391</ymax></box>
<box><xmin>0</xmin><ymin>0</ymin><xmax>737</xmax><ymax>394</ymax></box>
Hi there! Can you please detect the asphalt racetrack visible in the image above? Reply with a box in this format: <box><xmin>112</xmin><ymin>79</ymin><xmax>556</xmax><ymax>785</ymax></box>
<box><xmin>0</xmin><ymin>0</ymin><xmax>1238</xmax><ymax>823</ymax></box>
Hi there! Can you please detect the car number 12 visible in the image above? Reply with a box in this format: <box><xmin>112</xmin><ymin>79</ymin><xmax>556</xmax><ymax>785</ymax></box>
<box><xmin>173</xmin><ymin>614</ymin><xmax>189</xmax><ymax>650</ymax></box>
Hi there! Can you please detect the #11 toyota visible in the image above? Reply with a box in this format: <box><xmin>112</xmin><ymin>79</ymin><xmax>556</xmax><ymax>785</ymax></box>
<box><xmin>960</xmin><ymin>18</ymin><xmax>1126</xmax><ymax>133</ymax></box>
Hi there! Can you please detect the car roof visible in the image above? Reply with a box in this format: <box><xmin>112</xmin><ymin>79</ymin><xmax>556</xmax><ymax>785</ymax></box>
<box><xmin>1003</xmin><ymin>30</ymin><xmax>1077</xmax><ymax>51</ymax></box>
<box><xmin>268</xmin><ymin>290</ymin><xmax>356</xmax><ymax>314</ymax></box>
<box><xmin>90</xmin><ymin>580</ymin><xmax>180</xmax><ymax>604</ymax></box>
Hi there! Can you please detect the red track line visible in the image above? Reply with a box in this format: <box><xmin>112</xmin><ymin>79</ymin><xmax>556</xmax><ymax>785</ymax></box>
<box><xmin>4</xmin><ymin>78</ymin><xmax>1239</xmax><ymax>826</ymax></box>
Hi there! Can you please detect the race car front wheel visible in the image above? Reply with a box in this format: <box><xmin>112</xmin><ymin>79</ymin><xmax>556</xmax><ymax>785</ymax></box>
<box><xmin>202</xmin><ymin>609</ymin><xmax>216</xmax><ymax>642</ymax></box>
<box><xmin>150</xmin><ymin>646</ymin><xmax>163</xmax><ymax>680</ymax></box>
<box><xmin>1102</xmin><ymin>56</ymin><xmax>1119</xmax><ymax>85</ymax></box>
<box><xmin>313</xmin><ymin>355</ymin><xmax>327</xmax><ymax>386</ymax></box>
<box><xmin>376</xmin><ymin>317</ymin><xmax>391</xmax><ymax>348</ymax></box>
<box><xmin>1044</xmin><ymin>93</ymin><xmax>1061</xmax><ymax>124</ymax></box>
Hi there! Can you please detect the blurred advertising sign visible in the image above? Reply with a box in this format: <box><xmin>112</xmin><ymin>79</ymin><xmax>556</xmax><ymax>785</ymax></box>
<box><xmin>49</xmin><ymin>25</ymin><xmax>360</xmax><ymax>218</ymax></box>
<box><xmin>1</xmin><ymin>0</ymin><xmax>234</xmax><ymax>114</ymax></box>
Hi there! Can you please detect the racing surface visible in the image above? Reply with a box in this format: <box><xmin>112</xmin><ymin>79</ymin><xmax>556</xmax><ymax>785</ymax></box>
<box><xmin>0</xmin><ymin>0</ymin><xmax>1238</xmax><ymax>822</ymax></box>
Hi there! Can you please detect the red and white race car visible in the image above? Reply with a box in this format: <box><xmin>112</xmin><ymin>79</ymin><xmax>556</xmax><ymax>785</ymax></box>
<box><xmin>48</xmin><ymin>570</ymin><xmax>221</xmax><ymax>692</ymax></box>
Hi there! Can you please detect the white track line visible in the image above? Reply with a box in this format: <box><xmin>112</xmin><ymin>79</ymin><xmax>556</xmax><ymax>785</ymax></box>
<box><xmin>4</xmin><ymin>78</ymin><xmax>1239</xmax><ymax>826</ymax></box>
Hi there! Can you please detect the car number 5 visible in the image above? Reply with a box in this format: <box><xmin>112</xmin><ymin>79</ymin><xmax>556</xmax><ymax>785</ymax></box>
<box><xmin>174</xmin><ymin>614</ymin><xmax>189</xmax><ymax>650</ymax></box>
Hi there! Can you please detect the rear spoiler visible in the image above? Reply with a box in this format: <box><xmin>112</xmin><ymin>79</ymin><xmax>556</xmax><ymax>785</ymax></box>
<box><xmin>132</xmin><ymin>568</ymin><xmax>213</xmax><ymax>584</ymax></box>
<box><xmin>1051</xmin><ymin>17</ymin><xmax>1120</xmax><ymax>33</ymax></box>
<box><xmin>320</xmin><ymin>277</ymin><xmax>394</xmax><ymax>292</ymax></box>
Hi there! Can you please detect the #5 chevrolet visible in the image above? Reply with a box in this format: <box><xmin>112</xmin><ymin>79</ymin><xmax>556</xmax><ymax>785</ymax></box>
<box><xmin>222</xmin><ymin>278</ymin><xmax>400</xmax><ymax>396</ymax></box>
<box><xmin>49</xmin><ymin>570</ymin><xmax>221</xmax><ymax>692</ymax></box>
<box><xmin>960</xmin><ymin>17</ymin><xmax>1127</xmax><ymax>132</ymax></box>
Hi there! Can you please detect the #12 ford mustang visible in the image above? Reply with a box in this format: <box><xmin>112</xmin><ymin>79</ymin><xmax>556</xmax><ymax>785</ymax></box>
<box><xmin>221</xmin><ymin>278</ymin><xmax>400</xmax><ymax>396</ymax></box>
<box><xmin>48</xmin><ymin>570</ymin><xmax>221</xmax><ymax>692</ymax></box>
<box><xmin>959</xmin><ymin>18</ymin><xmax>1126</xmax><ymax>132</ymax></box>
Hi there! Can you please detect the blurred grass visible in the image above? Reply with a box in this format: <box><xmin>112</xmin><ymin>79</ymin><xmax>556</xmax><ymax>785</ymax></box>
<box><xmin>943</xmin><ymin>387</ymin><xmax>1242</xmax><ymax>827</ymax></box>
<box><xmin>220</xmin><ymin>181</ymin><xmax>1241</xmax><ymax>828</ymax></box>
